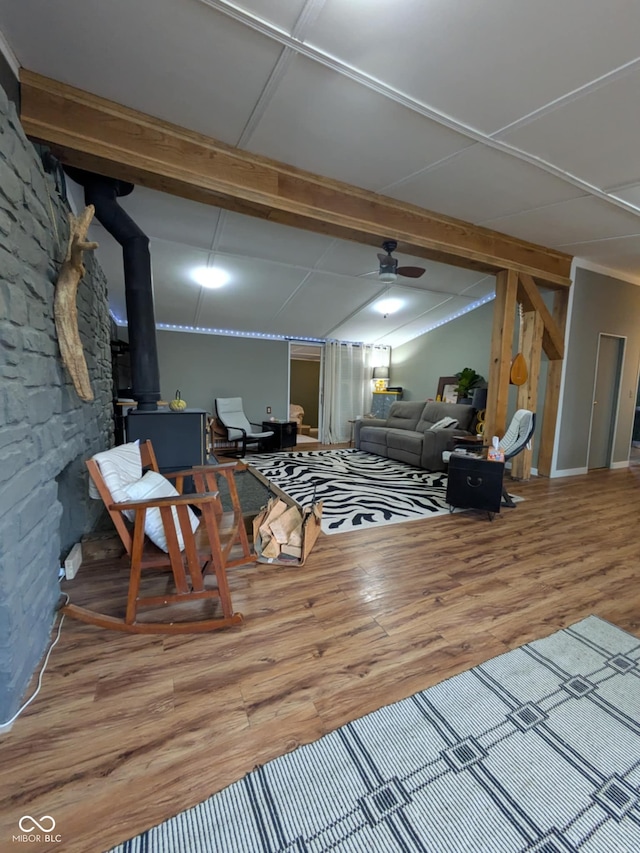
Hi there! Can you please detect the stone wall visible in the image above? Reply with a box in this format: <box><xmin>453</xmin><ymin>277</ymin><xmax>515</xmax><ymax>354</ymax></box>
<box><xmin>0</xmin><ymin>83</ymin><xmax>113</xmax><ymax>725</ymax></box>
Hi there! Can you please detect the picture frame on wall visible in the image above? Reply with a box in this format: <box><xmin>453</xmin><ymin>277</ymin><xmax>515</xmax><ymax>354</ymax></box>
<box><xmin>437</xmin><ymin>376</ymin><xmax>458</xmax><ymax>403</ymax></box>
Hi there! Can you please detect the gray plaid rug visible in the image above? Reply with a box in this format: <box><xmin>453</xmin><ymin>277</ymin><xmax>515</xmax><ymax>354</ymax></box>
<box><xmin>108</xmin><ymin>616</ymin><xmax>640</xmax><ymax>852</ymax></box>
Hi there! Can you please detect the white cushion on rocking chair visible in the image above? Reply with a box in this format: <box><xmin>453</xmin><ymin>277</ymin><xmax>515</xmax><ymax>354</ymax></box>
<box><xmin>89</xmin><ymin>440</ymin><xmax>142</xmax><ymax>502</ymax></box>
<box><xmin>120</xmin><ymin>470</ymin><xmax>200</xmax><ymax>553</ymax></box>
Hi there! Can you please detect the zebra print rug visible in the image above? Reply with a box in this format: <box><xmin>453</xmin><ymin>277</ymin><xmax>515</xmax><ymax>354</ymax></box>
<box><xmin>108</xmin><ymin>616</ymin><xmax>640</xmax><ymax>852</ymax></box>
<box><xmin>245</xmin><ymin>448</ymin><xmax>449</xmax><ymax>534</ymax></box>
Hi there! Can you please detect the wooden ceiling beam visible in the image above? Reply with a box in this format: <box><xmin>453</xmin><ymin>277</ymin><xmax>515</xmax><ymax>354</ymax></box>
<box><xmin>19</xmin><ymin>70</ymin><xmax>573</xmax><ymax>287</ymax></box>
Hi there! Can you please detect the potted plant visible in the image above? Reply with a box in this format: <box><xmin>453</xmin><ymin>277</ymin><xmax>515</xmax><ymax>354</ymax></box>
<box><xmin>454</xmin><ymin>367</ymin><xmax>484</xmax><ymax>404</ymax></box>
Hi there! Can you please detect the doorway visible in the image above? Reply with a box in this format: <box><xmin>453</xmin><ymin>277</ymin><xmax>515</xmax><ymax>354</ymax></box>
<box><xmin>289</xmin><ymin>343</ymin><xmax>323</xmax><ymax>442</ymax></box>
<box><xmin>588</xmin><ymin>333</ymin><xmax>624</xmax><ymax>470</ymax></box>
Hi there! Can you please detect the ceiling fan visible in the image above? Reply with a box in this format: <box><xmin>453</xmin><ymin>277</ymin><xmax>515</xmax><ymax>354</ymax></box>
<box><xmin>377</xmin><ymin>240</ymin><xmax>426</xmax><ymax>282</ymax></box>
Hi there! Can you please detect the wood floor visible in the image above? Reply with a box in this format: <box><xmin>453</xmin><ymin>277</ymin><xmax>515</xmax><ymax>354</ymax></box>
<box><xmin>2</xmin><ymin>461</ymin><xmax>640</xmax><ymax>852</ymax></box>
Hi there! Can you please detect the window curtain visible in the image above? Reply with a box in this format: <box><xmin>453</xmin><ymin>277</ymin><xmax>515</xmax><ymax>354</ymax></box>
<box><xmin>321</xmin><ymin>342</ymin><xmax>389</xmax><ymax>444</ymax></box>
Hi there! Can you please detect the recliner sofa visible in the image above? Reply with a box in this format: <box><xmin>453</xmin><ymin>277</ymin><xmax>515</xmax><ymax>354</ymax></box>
<box><xmin>354</xmin><ymin>400</ymin><xmax>476</xmax><ymax>471</ymax></box>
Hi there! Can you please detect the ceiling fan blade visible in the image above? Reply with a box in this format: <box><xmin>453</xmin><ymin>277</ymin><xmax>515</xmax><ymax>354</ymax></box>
<box><xmin>377</xmin><ymin>253</ymin><xmax>390</xmax><ymax>263</ymax></box>
<box><xmin>397</xmin><ymin>266</ymin><xmax>426</xmax><ymax>278</ymax></box>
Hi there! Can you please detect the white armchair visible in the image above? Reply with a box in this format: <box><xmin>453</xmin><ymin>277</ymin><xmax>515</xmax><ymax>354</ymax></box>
<box><xmin>215</xmin><ymin>397</ymin><xmax>274</xmax><ymax>457</ymax></box>
<box><xmin>289</xmin><ymin>404</ymin><xmax>304</xmax><ymax>427</ymax></box>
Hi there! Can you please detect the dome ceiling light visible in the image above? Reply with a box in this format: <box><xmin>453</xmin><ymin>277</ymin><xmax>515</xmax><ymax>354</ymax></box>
<box><xmin>192</xmin><ymin>266</ymin><xmax>230</xmax><ymax>288</ymax></box>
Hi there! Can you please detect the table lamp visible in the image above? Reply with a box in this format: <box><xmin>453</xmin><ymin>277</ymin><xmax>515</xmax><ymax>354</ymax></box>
<box><xmin>373</xmin><ymin>366</ymin><xmax>390</xmax><ymax>392</ymax></box>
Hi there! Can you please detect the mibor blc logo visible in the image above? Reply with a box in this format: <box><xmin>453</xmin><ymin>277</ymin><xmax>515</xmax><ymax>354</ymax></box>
<box><xmin>13</xmin><ymin>815</ymin><xmax>62</xmax><ymax>843</ymax></box>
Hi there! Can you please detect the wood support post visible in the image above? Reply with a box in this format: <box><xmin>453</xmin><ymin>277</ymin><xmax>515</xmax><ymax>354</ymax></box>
<box><xmin>517</xmin><ymin>273</ymin><xmax>564</xmax><ymax>360</ymax></box>
<box><xmin>485</xmin><ymin>268</ymin><xmax>568</xmax><ymax>476</ymax></box>
<box><xmin>511</xmin><ymin>310</ymin><xmax>544</xmax><ymax>480</ymax></box>
<box><xmin>537</xmin><ymin>289</ymin><xmax>570</xmax><ymax>477</ymax></box>
<box><xmin>485</xmin><ymin>269</ymin><xmax>518</xmax><ymax>441</ymax></box>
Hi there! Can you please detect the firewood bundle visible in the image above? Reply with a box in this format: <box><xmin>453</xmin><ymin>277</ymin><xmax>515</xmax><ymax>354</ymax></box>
<box><xmin>253</xmin><ymin>497</ymin><xmax>322</xmax><ymax>565</ymax></box>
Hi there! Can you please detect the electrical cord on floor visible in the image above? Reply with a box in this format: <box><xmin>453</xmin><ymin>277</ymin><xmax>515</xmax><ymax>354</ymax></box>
<box><xmin>0</xmin><ymin>593</ymin><xmax>70</xmax><ymax>732</ymax></box>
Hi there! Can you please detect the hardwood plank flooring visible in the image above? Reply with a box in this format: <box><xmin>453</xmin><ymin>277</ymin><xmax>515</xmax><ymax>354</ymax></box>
<box><xmin>1</xmin><ymin>463</ymin><xmax>640</xmax><ymax>852</ymax></box>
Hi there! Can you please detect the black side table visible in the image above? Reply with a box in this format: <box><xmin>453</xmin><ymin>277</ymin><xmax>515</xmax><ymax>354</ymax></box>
<box><xmin>446</xmin><ymin>453</ymin><xmax>505</xmax><ymax>519</ymax></box>
<box><xmin>448</xmin><ymin>435</ymin><xmax>484</xmax><ymax>450</ymax></box>
<box><xmin>262</xmin><ymin>420</ymin><xmax>297</xmax><ymax>451</ymax></box>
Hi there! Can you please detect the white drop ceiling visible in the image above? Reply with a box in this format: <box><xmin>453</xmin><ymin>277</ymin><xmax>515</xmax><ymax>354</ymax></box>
<box><xmin>2</xmin><ymin>0</ymin><xmax>640</xmax><ymax>347</ymax></box>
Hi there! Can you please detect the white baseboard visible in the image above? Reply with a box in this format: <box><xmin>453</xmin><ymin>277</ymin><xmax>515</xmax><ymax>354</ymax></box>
<box><xmin>550</xmin><ymin>467</ymin><xmax>589</xmax><ymax>478</ymax></box>
<box><xmin>551</xmin><ymin>461</ymin><xmax>631</xmax><ymax>476</ymax></box>
<box><xmin>505</xmin><ymin>464</ymin><xmax>538</xmax><ymax>477</ymax></box>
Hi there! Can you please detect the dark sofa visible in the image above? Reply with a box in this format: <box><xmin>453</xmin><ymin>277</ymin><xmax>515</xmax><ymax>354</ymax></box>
<box><xmin>354</xmin><ymin>400</ymin><xmax>476</xmax><ymax>471</ymax></box>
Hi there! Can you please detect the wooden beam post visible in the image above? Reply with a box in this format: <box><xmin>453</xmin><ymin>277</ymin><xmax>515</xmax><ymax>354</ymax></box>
<box><xmin>537</xmin><ymin>289</ymin><xmax>570</xmax><ymax>477</ymax></box>
<box><xmin>511</xmin><ymin>309</ymin><xmax>544</xmax><ymax>480</ymax></box>
<box><xmin>517</xmin><ymin>273</ymin><xmax>565</xmax><ymax>360</ymax></box>
<box><xmin>485</xmin><ymin>269</ymin><xmax>518</xmax><ymax>442</ymax></box>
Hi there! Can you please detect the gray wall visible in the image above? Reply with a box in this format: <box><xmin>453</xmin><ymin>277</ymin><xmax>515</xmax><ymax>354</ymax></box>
<box><xmin>556</xmin><ymin>267</ymin><xmax>640</xmax><ymax>472</ymax></box>
<box><xmin>0</xmin><ymin>85</ymin><xmax>112</xmax><ymax>724</ymax></box>
<box><xmin>391</xmin><ymin>302</ymin><xmax>494</xmax><ymax>402</ymax></box>
<box><xmin>156</xmin><ymin>330</ymin><xmax>290</xmax><ymax>424</ymax></box>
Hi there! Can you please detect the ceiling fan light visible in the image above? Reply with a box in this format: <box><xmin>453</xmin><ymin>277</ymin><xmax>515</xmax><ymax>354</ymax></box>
<box><xmin>379</xmin><ymin>271</ymin><xmax>397</xmax><ymax>283</ymax></box>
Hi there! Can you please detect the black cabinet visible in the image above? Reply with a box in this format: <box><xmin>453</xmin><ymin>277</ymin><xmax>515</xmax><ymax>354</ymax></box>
<box><xmin>126</xmin><ymin>409</ymin><xmax>208</xmax><ymax>483</ymax></box>
<box><xmin>262</xmin><ymin>421</ymin><xmax>297</xmax><ymax>451</ymax></box>
<box><xmin>446</xmin><ymin>454</ymin><xmax>504</xmax><ymax>516</ymax></box>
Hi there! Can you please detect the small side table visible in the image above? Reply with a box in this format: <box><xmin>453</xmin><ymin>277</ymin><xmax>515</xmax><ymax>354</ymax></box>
<box><xmin>262</xmin><ymin>420</ymin><xmax>297</xmax><ymax>451</ymax></box>
<box><xmin>446</xmin><ymin>453</ymin><xmax>505</xmax><ymax>519</ymax></box>
<box><xmin>448</xmin><ymin>435</ymin><xmax>484</xmax><ymax>451</ymax></box>
<box><xmin>348</xmin><ymin>419</ymin><xmax>357</xmax><ymax>447</ymax></box>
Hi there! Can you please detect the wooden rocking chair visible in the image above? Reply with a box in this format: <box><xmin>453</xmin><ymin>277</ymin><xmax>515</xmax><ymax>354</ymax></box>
<box><xmin>63</xmin><ymin>440</ymin><xmax>255</xmax><ymax>634</ymax></box>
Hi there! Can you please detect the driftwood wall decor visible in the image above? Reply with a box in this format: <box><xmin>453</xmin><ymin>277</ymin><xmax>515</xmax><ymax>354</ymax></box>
<box><xmin>53</xmin><ymin>204</ymin><xmax>99</xmax><ymax>401</ymax></box>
